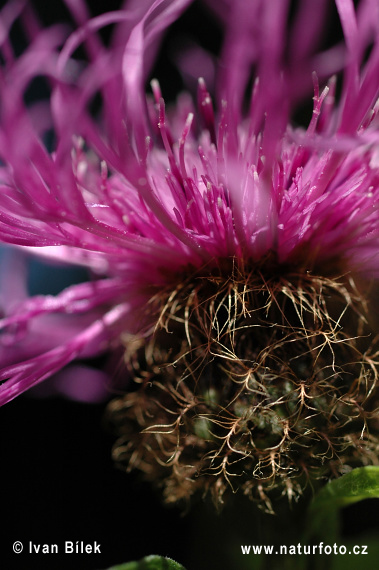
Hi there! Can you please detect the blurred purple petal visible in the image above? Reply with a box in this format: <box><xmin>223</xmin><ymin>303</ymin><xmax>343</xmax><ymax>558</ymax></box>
<box><xmin>30</xmin><ymin>364</ymin><xmax>112</xmax><ymax>403</ymax></box>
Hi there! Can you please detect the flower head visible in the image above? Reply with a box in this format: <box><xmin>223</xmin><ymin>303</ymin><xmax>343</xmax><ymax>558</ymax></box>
<box><xmin>1</xmin><ymin>0</ymin><xmax>379</xmax><ymax>508</ymax></box>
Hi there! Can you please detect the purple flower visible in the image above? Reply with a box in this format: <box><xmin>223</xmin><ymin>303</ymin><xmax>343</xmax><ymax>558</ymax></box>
<box><xmin>1</xmin><ymin>0</ymin><xmax>379</xmax><ymax>505</ymax></box>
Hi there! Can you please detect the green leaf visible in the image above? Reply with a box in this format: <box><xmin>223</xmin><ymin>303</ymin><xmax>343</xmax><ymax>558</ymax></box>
<box><xmin>311</xmin><ymin>466</ymin><xmax>379</xmax><ymax>507</ymax></box>
<box><xmin>105</xmin><ymin>555</ymin><xmax>187</xmax><ymax>570</ymax></box>
<box><xmin>306</xmin><ymin>466</ymin><xmax>379</xmax><ymax>542</ymax></box>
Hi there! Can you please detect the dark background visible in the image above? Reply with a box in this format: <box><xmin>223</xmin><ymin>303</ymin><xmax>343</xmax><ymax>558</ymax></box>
<box><xmin>2</xmin><ymin>394</ymin><xmax>379</xmax><ymax>570</ymax></box>
<box><xmin>0</xmin><ymin>1</ymin><xmax>378</xmax><ymax>569</ymax></box>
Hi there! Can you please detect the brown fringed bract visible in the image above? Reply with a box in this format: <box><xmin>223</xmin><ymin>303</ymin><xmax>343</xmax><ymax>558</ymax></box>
<box><xmin>108</xmin><ymin>260</ymin><xmax>379</xmax><ymax>511</ymax></box>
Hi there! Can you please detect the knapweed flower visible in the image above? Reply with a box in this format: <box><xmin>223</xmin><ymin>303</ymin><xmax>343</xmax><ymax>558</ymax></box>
<box><xmin>1</xmin><ymin>0</ymin><xmax>379</xmax><ymax>509</ymax></box>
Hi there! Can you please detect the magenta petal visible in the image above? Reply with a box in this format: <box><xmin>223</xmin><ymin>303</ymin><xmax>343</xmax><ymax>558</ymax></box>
<box><xmin>0</xmin><ymin>304</ymin><xmax>129</xmax><ymax>405</ymax></box>
<box><xmin>0</xmin><ymin>0</ymin><xmax>378</xmax><ymax>404</ymax></box>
